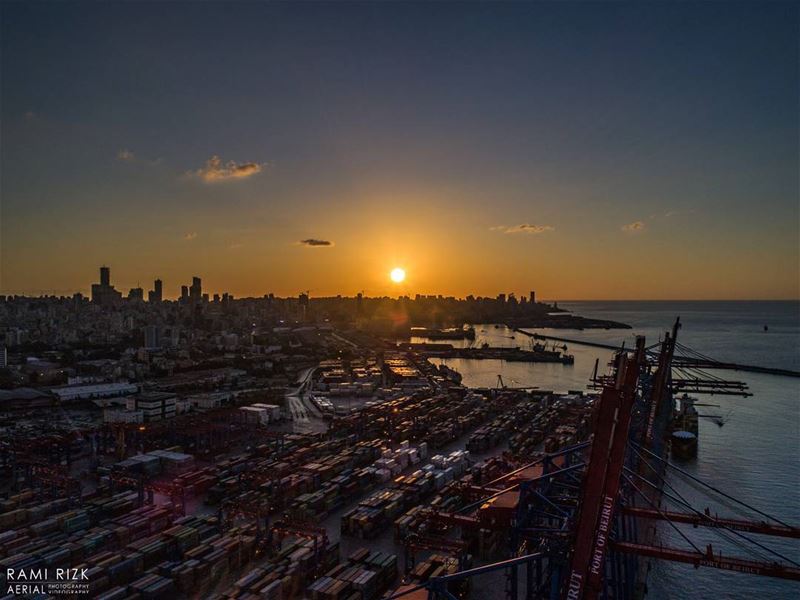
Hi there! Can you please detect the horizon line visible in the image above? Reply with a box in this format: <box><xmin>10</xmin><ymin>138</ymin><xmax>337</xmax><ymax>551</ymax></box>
<box><xmin>0</xmin><ymin>291</ymin><xmax>798</xmax><ymax>303</ymax></box>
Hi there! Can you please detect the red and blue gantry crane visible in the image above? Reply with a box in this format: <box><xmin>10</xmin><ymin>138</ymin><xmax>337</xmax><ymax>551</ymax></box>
<box><xmin>389</xmin><ymin>318</ymin><xmax>799</xmax><ymax>600</ymax></box>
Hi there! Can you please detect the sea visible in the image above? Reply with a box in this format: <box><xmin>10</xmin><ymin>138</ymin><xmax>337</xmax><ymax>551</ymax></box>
<box><xmin>425</xmin><ymin>300</ymin><xmax>800</xmax><ymax>599</ymax></box>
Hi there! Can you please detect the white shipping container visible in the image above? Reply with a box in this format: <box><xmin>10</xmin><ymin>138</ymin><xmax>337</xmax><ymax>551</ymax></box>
<box><xmin>418</xmin><ymin>442</ymin><xmax>429</xmax><ymax>460</ymax></box>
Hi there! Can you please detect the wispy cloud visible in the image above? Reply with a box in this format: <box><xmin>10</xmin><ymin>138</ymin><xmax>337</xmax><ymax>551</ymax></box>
<box><xmin>299</xmin><ymin>238</ymin><xmax>333</xmax><ymax>247</ymax></box>
<box><xmin>664</xmin><ymin>209</ymin><xmax>695</xmax><ymax>218</ymax></box>
<box><xmin>492</xmin><ymin>224</ymin><xmax>555</xmax><ymax>235</ymax></box>
<box><xmin>183</xmin><ymin>232</ymin><xmax>198</xmax><ymax>241</ymax></box>
<box><xmin>117</xmin><ymin>148</ymin><xmax>162</xmax><ymax>165</ymax></box>
<box><xmin>191</xmin><ymin>155</ymin><xmax>265</xmax><ymax>183</ymax></box>
<box><xmin>621</xmin><ymin>221</ymin><xmax>646</xmax><ymax>232</ymax></box>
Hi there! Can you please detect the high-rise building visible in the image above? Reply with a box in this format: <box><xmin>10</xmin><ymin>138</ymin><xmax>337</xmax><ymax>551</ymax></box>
<box><xmin>144</xmin><ymin>325</ymin><xmax>161</xmax><ymax>349</ymax></box>
<box><xmin>190</xmin><ymin>277</ymin><xmax>202</xmax><ymax>301</ymax></box>
<box><xmin>148</xmin><ymin>279</ymin><xmax>163</xmax><ymax>303</ymax></box>
<box><xmin>181</xmin><ymin>286</ymin><xmax>189</xmax><ymax>302</ymax></box>
<box><xmin>91</xmin><ymin>266</ymin><xmax>122</xmax><ymax>305</ymax></box>
<box><xmin>0</xmin><ymin>346</ymin><xmax>7</xmax><ymax>369</ymax></box>
<box><xmin>128</xmin><ymin>287</ymin><xmax>144</xmax><ymax>301</ymax></box>
<box><xmin>530</xmin><ymin>290</ymin><xmax>536</xmax><ymax>304</ymax></box>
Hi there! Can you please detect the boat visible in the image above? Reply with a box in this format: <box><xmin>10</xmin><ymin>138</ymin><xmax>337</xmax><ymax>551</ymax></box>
<box><xmin>671</xmin><ymin>430</ymin><xmax>698</xmax><ymax>459</ymax></box>
<box><xmin>672</xmin><ymin>394</ymin><xmax>699</xmax><ymax>458</ymax></box>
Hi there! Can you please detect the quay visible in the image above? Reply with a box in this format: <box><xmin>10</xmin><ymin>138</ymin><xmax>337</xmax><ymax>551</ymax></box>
<box><xmin>399</xmin><ymin>342</ymin><xmax>574</xmax><ymax>364</ymax></box>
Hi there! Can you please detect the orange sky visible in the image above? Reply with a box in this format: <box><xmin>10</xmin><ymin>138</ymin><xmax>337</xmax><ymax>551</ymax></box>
<box><xmin>1</xmin><ymin>2</ymin><xmax>798</xmax><ymax>300</ymax></box>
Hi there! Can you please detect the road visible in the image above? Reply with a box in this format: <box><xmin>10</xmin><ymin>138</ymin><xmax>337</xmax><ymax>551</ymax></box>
<box><xmin>284</xmin><ymin>366</ymin><xmax>326</xmax><ymax>433</ymax></box>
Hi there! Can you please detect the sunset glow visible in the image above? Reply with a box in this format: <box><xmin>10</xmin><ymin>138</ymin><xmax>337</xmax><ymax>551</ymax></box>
<box><xmin>0</xmin><ymin>3</ymin><xmax>797</xmax><ymax>300</ymax></box>
<box><xmin>390</xmin><ymin>268</ymin><xmax>406</xmax><ymax>284</ymax></box>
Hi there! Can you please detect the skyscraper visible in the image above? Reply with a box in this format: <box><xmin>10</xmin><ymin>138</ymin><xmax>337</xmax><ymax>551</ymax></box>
<box><xmin>190</xmin><ymin>277</ymin><xmax>202</xmax><ymax>302</ymax></box>
<box><xmin>91</xmin><ymin>266</ymin><xmax>122</xmax><ymax>305</ymax></box>
<box><xmin>148</xmin><ymin>279</ymin><xmax>163</xmax><ymax>303</ymax></box>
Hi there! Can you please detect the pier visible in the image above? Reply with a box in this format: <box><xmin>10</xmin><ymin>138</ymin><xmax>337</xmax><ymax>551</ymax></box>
<box><xmin>514</xmin><ymin>329</ymin><xmax>623</xmax><ymax>351</ymax></box>
<box><xmin>399</xmin><ymin>341</ymin><xmax>574</xmax><ymax>364</ymax></box>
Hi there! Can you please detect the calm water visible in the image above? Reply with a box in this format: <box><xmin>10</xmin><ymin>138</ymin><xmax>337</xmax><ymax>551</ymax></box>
<box><xmin>429</xmin><ymin>300</ymin><xmax>800</xmax><ymax>599</ymax></box>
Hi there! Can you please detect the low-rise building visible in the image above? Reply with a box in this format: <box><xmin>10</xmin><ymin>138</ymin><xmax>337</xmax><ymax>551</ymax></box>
<box><xmin>126</xmin><ymin>391</ymin><xmax>177</xmax><ymax>421</ymax></box>
<box><xmin>188</xmin><ymin>391</ymin><xmax>231</xmax><ymax>410</ymax></box>
<box><xmin>52</xmin><ymin>382</ymin><xmax>139</xmax><ymax>402</ymax></box>
<box><xmin>104</xmin><ymin>407</ymin><xmax>145</xmax><ymax>424</ymax></box>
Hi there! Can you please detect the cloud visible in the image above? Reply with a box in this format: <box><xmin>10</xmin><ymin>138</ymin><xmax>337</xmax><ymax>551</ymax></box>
<box><xmin>191</xmin><ymin>155</ymin><xmax>264</xmax><ymax>182</ymax></box>
<box><xmin>183</xmin><ymin>232</ymin><xmax>198</xmax><ymax>241</ymax></box>
<box><xmin>299</xmin><ymin>238</ymin><xmax>333</xmax><ymax>247</ymax></box>
<box><xmin>229</xmin><ymin>242</ymin><xmax>244</xmax><ymax>249</ymax></box>
<box><xmin>117</xmin><ymin>149</ymin><xmax>163</xmax><ymax>165</ymax></box>
<box><xmin>493</xmin><ymin>224</ymin><xmax>555</xmax><ymax>235</ymax></box>
<box><xmin>621</xmin><ymin>221</ymin><xmax>646</xmax><ymax>232</ymax></box>
<box><xmin>664</xmin><ymin>209</ymin><xmax>695</xmax><ymax>218</ymax></box>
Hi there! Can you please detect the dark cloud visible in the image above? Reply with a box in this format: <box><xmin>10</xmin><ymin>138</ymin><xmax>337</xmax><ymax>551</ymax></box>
<box><xmin>299</xmin><ymin>238</ymin><xmax>333</xmax><ymax>247</ymax></box>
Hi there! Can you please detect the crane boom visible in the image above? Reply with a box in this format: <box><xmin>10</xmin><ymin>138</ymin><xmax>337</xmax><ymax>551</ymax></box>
<box><xmin>612</xmin><ymin>541</ymin><xmax>800</xmax><ymax>581</ymax></box>
<box><xmin>621</xmin><ymin>506</ymin><xmax>800</xmax><ymax>539</ymax></box>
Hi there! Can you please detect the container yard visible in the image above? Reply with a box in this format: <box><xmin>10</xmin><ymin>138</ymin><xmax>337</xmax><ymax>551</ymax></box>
<box><xmin>0</xmin><ymin>341</ymin><xmax>590</xmax><ymax>600</ymax></box>
<box><xmin>1</xmin><ymin>319</ymin><xmax>798</xmax><ymax>600</ymax></box>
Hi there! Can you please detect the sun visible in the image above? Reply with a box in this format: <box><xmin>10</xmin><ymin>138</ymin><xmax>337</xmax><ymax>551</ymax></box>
<box><xmin>390</xmin><ymin>267</ymin><xmax>406</xmax><ymax>283</ymax></box>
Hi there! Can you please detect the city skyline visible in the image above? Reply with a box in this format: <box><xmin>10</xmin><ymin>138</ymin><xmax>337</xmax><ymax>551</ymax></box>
<box><xmin>2</xmin><ymin>2</ymin><xmax>798</xmax><ymax>300</ymax></box>
<box><xmin>9</xmin><ymin>263</ymin><xmax>800</xmax><ymax>303</ymax></box>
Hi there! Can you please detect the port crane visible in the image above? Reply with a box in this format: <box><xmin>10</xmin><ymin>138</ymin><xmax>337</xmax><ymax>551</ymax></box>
<box><xmin>390</xmin><ymin>319</ymin><xmax>799</xmax><ymax>599</ymax></box>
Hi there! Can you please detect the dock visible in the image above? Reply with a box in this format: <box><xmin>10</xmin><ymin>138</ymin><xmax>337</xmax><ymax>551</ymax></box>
<box><xmin>399</xmin><ymin>341</ymin><xmax>574</xmax><ymax>364</ymax></box>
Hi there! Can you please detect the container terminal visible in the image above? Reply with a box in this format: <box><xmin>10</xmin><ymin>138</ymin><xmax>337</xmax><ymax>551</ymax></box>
<box><xmin>1</xmin><ymin>285</ymin><xmax>798</xmax><ymax>600</ymax></box>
